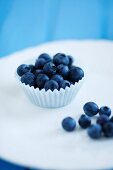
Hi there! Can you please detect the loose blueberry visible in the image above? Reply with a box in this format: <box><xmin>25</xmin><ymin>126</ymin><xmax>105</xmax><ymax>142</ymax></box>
<box><xmin>87</xmin><ymin>124</ymin><xmax>102</xmax><ymax>139</ymax></box>
<box><xmin>43</xmin><ymin>62</ymin><xmax>57</xmax><ymax>77</ymax></box>
<box><xmin>36</xmin><ymin>73</ymin><xmax>49</xmax><ymax>89</ymax></box>
<box><xmin>96</xmin><ymin>115</ymin><xmax>109</xmax><ymax>127</ymax></box>
<box><xmin>53</xmin><ymin>53</ymin><xmax>69</xmax><ymax>66</ymax></box>
<box><xmin>21</xmin><ymin>72</ymin><xmax>35</xmax><ymax>86</ymax></box>
<box><xmin>34</xmin><ymin>69</ymin><xmax>44</xmax><ymax>77</ymax></box>
<box><xmin>110</xmin><ymin>116</ymin><xmax>113</xmax><ymax>123</ymax></box>
<box><xmin>67</xmin><ymin>55</ymin><xmax>73</xmax><ymax>66</ymax></box>
<box><xmin>69</xmin><ymin>66</ymin><xmax>84</xmax><ymax>83</ymax></box>
<box><xmin>78</xmin><ymin>114</ymin><xmax>91</xmax><ymax>129</ymax></box>
<box><xmin>35</xmin><ymin>58</ymin><xmax>47</xmax><ymax>69</ymax></box>
<box><xmin>60</xmin><ymin>80</ymin><xmax>70</xmax><ymax>89</ymax></box>
<box><xmin>103</xmin><ymin>122</ymin><xmax>113</xmax><ymax>137</ymax></box>
<box><xmin>62</xmin><ymin>117</ymin><xmax>76</xmax><ymax>132</ymax></box>
<box><xmin>38</xmin><ymin>53</ymin><xmax>51</xmax><ymax>62</ymax></box>
<box><xmin>57</xmin><ymin>64</ymin><xmax>69</xmax><ymax>78</ymax></box>
<box><xmin>83</xmin><ymin>102</ymin><xmax>99</xmax><ymax>117</ymax></box>
<box><xmin>17</xmin><ymin>64</ymin><xmax>31</xmax><ymax>76</ymax></box>
<box><xmin>51</xmin><ymin>74</ymin><xmax>64</xmax><ymax>85</ymax></box>
<box><xmin>44</xmin><ymin>80</ymin><xmax>59</xmax><ymax>91</ymax></box>
<box><xmin>29</xmin><ymin>65</ymin><xmax>36</xmax><ymax>73</ymax></box>
<box><xmin>99</xmin><ymin>106</ymin><xmax>111</xmax><ymax>117</ymax></box>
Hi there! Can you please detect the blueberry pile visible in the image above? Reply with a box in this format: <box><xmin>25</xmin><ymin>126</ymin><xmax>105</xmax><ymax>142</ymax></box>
<box><xmin>62</xmin><ymin>102</ymin><xmax>113</xmax><ymax>139</ymax></box>
<box><xmin>17</xmin><ymin>53</ymin><xmax>84</xmax><ymax>91</ymax></box>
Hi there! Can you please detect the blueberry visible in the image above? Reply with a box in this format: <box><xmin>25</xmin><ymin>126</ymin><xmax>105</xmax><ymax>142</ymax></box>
<box><xmin>51</xmin><ymin>74</ymin><xmax>64</xmax><ymax>85</ymax></box>
<box><xmin>96</xmin><ymin>115</ymin><xmax>109</xmax><ymax>127</ymax></box>
<box><xmin>35</xmin><ymin>58</ymin><xmax>47</xmax><ymax>69</ymax></box>
<box><xmin>67</xmin><ymin>55</ymin><xmax>73</xmax><ymax>66</ymax></box>
<box><xmin>17</xmin><ymin>64</ymin><xmax>31</xmax><ymax>76</ymax></box>
<box><xmin>53</xmin><ymin>53</ymin><xmax>69</xmax><ymax>66</ymax></box>
<box><xmin>69</xmin><ymin>66</ymin><xmax>84</xmax><ymax>83</ymax></box>
<box><xmin>60</xmin><ymin>80</ymin><xmax>70</xmax><ymax>89</ymax></box>
<box><xmin>103</xmin><ymin>122</ymin><xmax>113</xmax><ymax>137</ymax></box>
<box><xmin>62</xmin><ymin>117</ymin><xmax>76</xmax><ymax>132</ymax></box>
<box><xmin>36</xmin><ymin>73</ymin><xmax>49</xmax><ymax>89</ymax></box>
<box><xmin>110</xmin><ymin>116</ymin><xmax>113</xmax><ymax>123</ymax></box>
<box><xmin>57</xmin><ymin>64</ymin><xmax>69</xmax><ymax>78</ymax></box>
<box><xmin>34</xmin><ymin>69</ymin><xmax>44</xmax><ymax>77</ymax></box>
<box><xmin>21</xmin><ymin>72</ymin><xmax>35</xmax><ymax>86</ymax></box>
<box><xmin>87</xmin><ymin>124</ymin><xmax>102</xmax><ymax>139</ymax></box>
<box><xmin>29</xmin><ymin>64</ymin><xmax>36</xmax><ymax>73</ymax></box>
<box><xmin>38</xmin><ymin>53</ymin><xmax>51</xmax><ymax>62</ymax></box>
<box><xmin>78</xmin><ymin>114</ymin><xmax>91</xmax><ymax>129</ymax></box>
<box><xmin>44</xmin><ymin>80</ymin><xmax>59</xmax><ymax>91</ymax></box>
<box><xmin>43</xmin><ymin>62</ymin><xmax>57</xmax><ymax>77</ymax></box>
<box><xmin>83</xmin><ymin>102</ymin><xmax>99</xmax><ymax>117</ymax></box>
<box><xmin>99</xmin><ymin>106</ymin><xmax>111</xmax><ymax>117</ymax></box>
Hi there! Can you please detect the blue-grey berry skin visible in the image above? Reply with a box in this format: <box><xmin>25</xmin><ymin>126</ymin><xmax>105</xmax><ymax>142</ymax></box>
<box><xmin>69</xmin><ymin>66</ymin><xmax>84</xmax><ymax>83</ymax></box>
<box><xmin>60</xmin><ymin>80</ymin><xmax>71</xmax><ymax>89</ymax></box>
<box><xmin>78</xmin><ymin>114</ymin><xmax>91</xmax><ymax>129</ymax></box>
<box><xmin>35</xmin><ymin>58</ymin><xmax>47</xmax><ymax>69</ymax></box>
<box><xmin>83</xmin><ymin>102</ymin><xmax>99</xmax><ymax>117</ymax></box>
<box><xmin>110</xmin><ymin>116</ymin><xmax>113</xmax><ymax>123</ymax></box>
<box><xmin>67</xmin><ymin>55</ymin><xmax>73</xmax><ymax>66</ymax></box>
<box><xmin>51</xmin><ymin>74</ymin><xmax>64</xmax><ymax>85</ymax></box>
<box><xmin>57</xmin><ymin>64</ymin><xmax>69</xmax><ymax>79</ymax></box>
<box><xmin>43</xmin><ymin>62</ymin><xmax>57</xmax><ymax>77</ymax></box>
<box><xmin>36</xmin><ymin>73</ymin><xmax>49</xmax><ymax>89</ymax></box>
<box><xmin>38</xmin><ymin>53</ymin><xmax>51</xmax><ymax>62</ymax></box>
<box><xmin>53</xmin><ymin>53</ymin><xmax>69</xmax><ymax>66</ymax></box>
<box><xmin>34</xmin><ymin>69</ymin><xmax>44</xmax><ymax>77</ymax></box>
<box><xmin>87</xmin><ymin>124</ymin><xmax>102</xmax><ymax>139</ymax></box>
<box><xmin>99</xmin><ymin>106</ymin><xmax>111</xmax><ymax>117</ymax></box>
<box><xmin>44</xmin><ymin>80</ymin><xmax>59</xmax><ymax>91</ymax></box>
<box><xmin>17</xmin><ymin>64</ymin><xmax>31</xmax><ymax>76</ymax></box>
<box><xmin>29</xmin><ymin>65</ymin><xmax>36</xmax><ymax>73</ymax></box>
<box><xmin>96</xmin><ymin>115</ymin><xmax>109</xmax><ymax>127</ymax></box>
<box><xmin>62</xmin><ymin>117</ymin><xmax>76</xmax><ymax>132</ymax></box>
<box><xmin>21</xmin><ymin>72</ymin><xmax>35</xmax><ymax>86</ymax></box>
<box><xmin>103</xmin><ymin>122</ymin><xmax>113</xmax><ymax>137</ymax></box>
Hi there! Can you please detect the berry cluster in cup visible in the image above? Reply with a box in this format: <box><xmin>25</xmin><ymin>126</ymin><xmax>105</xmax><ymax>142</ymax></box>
<box><xmin>62</xmin><ymin>102</ymin><xmax>113</xmax><ymax>139</ymax></box>
<box><xmin>17</xmin><ymin>53</ymin><xmax>84</xmax><ymax>91</ymax></box>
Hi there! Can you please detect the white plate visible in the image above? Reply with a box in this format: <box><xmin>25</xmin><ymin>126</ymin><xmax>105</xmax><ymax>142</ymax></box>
<box><xmin>0</xmin><ymin>40</ymin><xmax>113</xmax><ymax>170</ymax></box>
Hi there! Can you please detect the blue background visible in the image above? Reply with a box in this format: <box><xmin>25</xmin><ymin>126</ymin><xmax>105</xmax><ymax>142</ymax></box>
<box><xmin>0</xmin><ymin>0</ymin><xmax>113</xmax><ymax>169</ymax></box>
<box><xmin>0</xmin><ymin>0</ymin><xmax>113</xmax><ymax>57</ymax></box>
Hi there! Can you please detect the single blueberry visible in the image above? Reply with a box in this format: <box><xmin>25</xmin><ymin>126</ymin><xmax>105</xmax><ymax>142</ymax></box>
<box><xmin>87</xmin><ymin>124</ymin><xmax>102</xmax><ymax>139</ymax></box>
<box><xmin>17</xmin><ymin>64</ymin><xmax>31</xmax><ymax>76</ymax></box>
<box><xmin>29</xmin><ymin>64</ymin><xmax>36</xmax><ymax>73</ymax></box>
<box><xmin>51</xmin><ymin>74</ymin><xmax>64</xmax><ymax>85</ymax></box>
<box><xmin>83</xmin><ymin>102</ymin><xmax>99</xmax><ymax>117</ymax></box>
<box><xmin>99</xmin><ymin>106</ymin><xmax>111</xmax><ymax>117</ymax></box>
<box><xmin>60</xmin><ymin>80</ymin><xmax>71</xmax><ymax>89</ymax></box>
<box><xmin>21</xmin><ymin>72</ymin><xmax>35</xmax><ymax>86</ymax></box>
<box><xmin>35</xmin><ymin>58</ymin><xmax>48</xmax><ymax>69</ymax></box>
<box><xmin>62</xmin><ymin>117</ymin><xmax>76</xmax><ymax>132</ymax></box>
<box><xmin>110</xmin><ymin>116</ymin><xmax>113</xmax><ymax>123</ymax></box>
<box><xmin>43</xmin><ymin>62</ymin><xmax>57</xmax><ymax>76</ymax></box>
<box><xmin>44</xmin><ymin>80</ymin><xmax>59</xmax><ymax>91</ymax></box>
<box><xmin>53</xmin><ymin>53</ymin><xmax>69</xmax><ymax>66</ymax></box>
<box><xmin>38</xmin><ymin>53</ymin><xmax>51</xmax><ymax>62</ymax></box>
<box><xmin>67</xmin><ymin>55</ymin><xmax>73</xmax><ymax>66</ymax></box>
<box><xmin>57</xmin><ymin>64</ymin><xmax>69</xmax><ymax>79</ymax></box>
<box><xmin>103</xmin><ymin>122</ymin><xmax>113</xmax><ymax>137</ymax></box>
<box><xmin>96</xmin><ymin>115</ymin><xmax>109</xmax><ymax>127</ymax></box>
<box><xmin>36</xmin><ymin>73</ymin><xmax>49</xmax><ymax>89</ymax></box>
<box><xmin>78</xmin><ymin>114</ymin><xmax>91</xmax><ymax>129</ymax></box>
<box><xmin>69</xmin><ymin>66</ymin><xmax>84</xmax><ymax>83</ymax></box>
<box><xmin>34</xmin><ymin>69</ymin><xmax>44</xmax><ymax>77</ymax></box>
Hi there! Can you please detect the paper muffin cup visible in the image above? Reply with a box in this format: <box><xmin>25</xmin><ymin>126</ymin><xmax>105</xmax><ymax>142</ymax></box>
<box><xmin>15</xmin><ymin>57</ymin><xmax>85</xmax><ymax>108</ymax></box>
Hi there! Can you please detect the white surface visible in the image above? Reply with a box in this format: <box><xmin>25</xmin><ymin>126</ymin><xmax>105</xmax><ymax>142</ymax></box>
<box><xmin>0</xmin><ymin>40</ymin><xmax>113</xmax><ymax>170</ymax></box>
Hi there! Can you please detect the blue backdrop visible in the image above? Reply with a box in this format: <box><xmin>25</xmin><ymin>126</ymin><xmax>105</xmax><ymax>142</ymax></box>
<box><xmin>0</xmin><ymin>0</ymin><xmax>113</xmax><ymax>57</ymax></box>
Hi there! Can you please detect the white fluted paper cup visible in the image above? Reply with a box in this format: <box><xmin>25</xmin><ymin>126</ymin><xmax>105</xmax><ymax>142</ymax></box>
<box><xmin>16</xmin><ymin>57</ymin><xmax>85</xmax><ymax>108</ymax></box>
